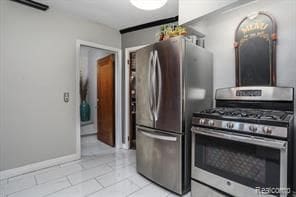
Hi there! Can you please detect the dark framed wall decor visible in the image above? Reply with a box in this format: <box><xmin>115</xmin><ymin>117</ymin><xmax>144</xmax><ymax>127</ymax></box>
<box><xmin>234</xmin><ymin>12</ymin><xmax>277</xmax><ymax>86</ymax></box>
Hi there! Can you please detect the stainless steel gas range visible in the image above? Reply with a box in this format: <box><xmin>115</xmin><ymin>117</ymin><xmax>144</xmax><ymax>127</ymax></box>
<box><xmin>191</xmin><ymin>86</ymin><xmax>295</xmax><ymax>197</ymax></box>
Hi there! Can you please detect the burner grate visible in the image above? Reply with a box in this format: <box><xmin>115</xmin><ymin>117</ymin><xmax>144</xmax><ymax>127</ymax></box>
<box><xmin>201</xmin><ymin>108</ymin><xmax>288</xmax><ymax>121</ymax></box>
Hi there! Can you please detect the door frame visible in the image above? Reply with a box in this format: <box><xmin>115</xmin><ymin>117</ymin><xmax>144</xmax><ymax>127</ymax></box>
<box><xmin>76</xmin><ymin>40</ymin><xmax>122</xmax><ymax>156</ymax></box>
<box><xmin>123</xmin><ymin>45</ymin><xmax>146</xmax><ymax>149</ymax></box>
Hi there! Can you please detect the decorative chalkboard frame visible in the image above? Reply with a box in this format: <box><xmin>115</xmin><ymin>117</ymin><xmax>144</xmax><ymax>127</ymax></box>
<box><xmin>234</xmin><ymin>12</ymin><xmax>277</xmax><ymax>86</ymax></box>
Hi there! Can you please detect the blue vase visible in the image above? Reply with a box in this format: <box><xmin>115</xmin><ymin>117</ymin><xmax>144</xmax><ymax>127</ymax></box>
<box><xmin>80</xmin><ymin>100</ymin><xmax>90</xmax><ymax>122</ymax></box>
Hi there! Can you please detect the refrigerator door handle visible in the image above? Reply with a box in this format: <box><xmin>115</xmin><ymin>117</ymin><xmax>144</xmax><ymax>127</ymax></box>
<box><xmin>140</xmin><ymin>130</ymin><xmax>177</xmax><ymax>141</ymax></box>
<box><xmin>147</xmin><ymin>51</ymin><xmax>154</xmax><ymax>121</ymax></box>
<box><xmin>152</xmin><ymin>51</ymin><xmax>157</xmax><ymax>120</ymax></box>
<box><xmin>154</xmin><ymin>50</ymin><xmax>162</xmax><ymax>121</ymax></box>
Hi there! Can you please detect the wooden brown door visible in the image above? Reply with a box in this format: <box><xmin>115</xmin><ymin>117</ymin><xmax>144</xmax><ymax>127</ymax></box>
<box><xmin>97</xmin><ymin>54</ymin><xmax>115</xmax><ymax>147</ymax></box>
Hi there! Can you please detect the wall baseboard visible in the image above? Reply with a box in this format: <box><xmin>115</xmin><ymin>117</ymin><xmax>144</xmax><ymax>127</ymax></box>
<box><xmin>0</xmin><ymin>153</ymin><xmax>80</xmax><ymax>180</ymax></box>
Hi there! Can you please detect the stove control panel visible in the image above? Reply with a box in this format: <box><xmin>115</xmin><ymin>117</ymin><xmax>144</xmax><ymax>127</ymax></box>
<box><xmin>249</xmin><ymin>125</ymin><xmax>257</xmax><ymax>132</ymax></box>
<box><xmin>226</xmin><ymin>122</ymin><xmax>234</xmax><ymax>129</ymax></box>
<box><xmin>208</xmin><ymin>120</ymin><xmax>215</xmax><ymax>126</ymax></box>
<box><xmin>192</xmin><ymin>117</ymin><xmax>287</xmax><ymax>138</ymax></box>
<box><xmin>199</xmin><ymin>119</ymin><xmax>206</xmax><ymax>125</ymax></box>
<box><xmin>262</xmin><ymin>126</ymin><xmax>273</xmax><ymax>134</ymax></box>
<box><xmin>236</xmin><ymin>90</ymin><xmax>262</xmax><ymax>97</ymax></box>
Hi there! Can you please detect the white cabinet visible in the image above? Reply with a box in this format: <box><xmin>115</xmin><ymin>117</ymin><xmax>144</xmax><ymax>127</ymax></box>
<box><xmin>179</xmin><ymin>0</ymin><xmax>255</xmax><ymax>25</ymax></box>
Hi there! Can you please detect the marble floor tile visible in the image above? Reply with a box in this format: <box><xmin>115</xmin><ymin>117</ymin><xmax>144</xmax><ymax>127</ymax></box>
<box><xmin>88</xmin><ymin>179</ymin><xmax>140</xmax><ymax>197</ymax></box>
<box><xmin>67</xmin><ymin>164</ymin><xmax>112</xmax><ymax>185</ymax></box>
<box><xmin>8</xmin><ymin>166</ymin><xmax>60</xmax><ymax>183</ymax></box>
<box><xmin>35</xmin><ymin>164</ymin><xmax>83</xmax><ymax>184</ymax></box>
<box><xmin>127</xmin><ymin>173</ymin><xmax>150</xmax><ymax>188</ymax></box>
<box><xmin>0</xmin><ymin>175</ymin><xmax>36</xmax><ymax>196</ymax></box>
<box><xmin>166</xmin><ymin>191</ymin><xmax>191</xmax><ymax>197</ymax></box>
<box><xmin>47</xmin><ymin>179</ymin><xmax>102</xmax><ymax>197</ymax></box>
<box><xmin>0</xmin><ymin>179</ymin><xmax>7</xmax><ymax>185</ymax></box>
<box><xmin>128</xmin><ymin>184</ymin><xmax>170</xmax><ymax>197</ymax></box>
<box><xmin>96</xmin><ymin>165</ymin><xmax>137</xmax><ymax>187</ymax></box>
<box><xmin>8</xmin><ymin>178</ymin><xmax>70</xmax><ymax>197</ymax></box>
<box><xmin>79</xmin><ymin>154</ymin><xmax>116</xmax><ymax>169</ymax></box>
<box><xmin>106</xmin><ymin>156</ymin><xmax>136</xmax><ymax>169</ymax></box>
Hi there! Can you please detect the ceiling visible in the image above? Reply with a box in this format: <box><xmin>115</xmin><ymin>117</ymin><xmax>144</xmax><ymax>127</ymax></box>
<box><xmin>38</xmin><ymin>0</ymin><xmax>178</xmax><ymax>30</ymax></box>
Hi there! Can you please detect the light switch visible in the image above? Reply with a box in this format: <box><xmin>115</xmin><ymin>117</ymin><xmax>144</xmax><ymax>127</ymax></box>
<box><xmin>64</xmin><ymin>92</ymin><xmax>70</xmax><ymax>103</ymax></box>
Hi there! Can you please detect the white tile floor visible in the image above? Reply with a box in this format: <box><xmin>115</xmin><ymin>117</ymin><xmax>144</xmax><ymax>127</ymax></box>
<box><xmin>0</xmin><ymin>135</ymin><xmax>191</xmax><ymax>197</ymax></box>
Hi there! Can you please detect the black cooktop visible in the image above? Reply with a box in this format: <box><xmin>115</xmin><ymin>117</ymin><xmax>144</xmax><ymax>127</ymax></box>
<box><xmin>194</xmin><ymin>108</ymin><xmax>293</xmax><ymax>124</ymax></box>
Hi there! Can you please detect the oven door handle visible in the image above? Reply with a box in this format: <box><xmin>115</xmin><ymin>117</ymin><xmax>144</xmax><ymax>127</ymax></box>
<box><xmin>192</xmin><ymin>127</ymin><xmax>287</xmax><ymax>150</ymax></box>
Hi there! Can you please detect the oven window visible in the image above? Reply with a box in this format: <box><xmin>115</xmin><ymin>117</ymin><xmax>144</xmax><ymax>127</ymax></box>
<box><xmin>195</xmin><ymin>134</ymin><xmax>281</xmax><ymax>189</ymax></box>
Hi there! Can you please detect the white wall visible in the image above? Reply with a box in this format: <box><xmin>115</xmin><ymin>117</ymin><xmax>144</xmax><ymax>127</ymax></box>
<box><xmin>179</xmin><ymin>0</ymin><xmax>238</xmax><ymax>25</ymax></box>
<box><xmin>0</xmin><ymin>0</ymin><xmax>121</xmax><ymax>171</ymax></box>
<box><xmin>191</xmin><ymin>0</ymin><xmax>296</xmax><ymax>96</ymax></box>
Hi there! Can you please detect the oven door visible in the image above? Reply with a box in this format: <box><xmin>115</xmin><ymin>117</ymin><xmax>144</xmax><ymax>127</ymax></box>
<box><xmin>191</xmin><ymin>127</ymin><xmax>289</xmax><ymax>197</ymax></box>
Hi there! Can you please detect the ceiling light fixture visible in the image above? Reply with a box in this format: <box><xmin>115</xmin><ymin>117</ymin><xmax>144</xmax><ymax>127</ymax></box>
<box><xmin>130</xmin><ymin>0</ymin><xmax>168</xmax><ymax>10</ymax></box>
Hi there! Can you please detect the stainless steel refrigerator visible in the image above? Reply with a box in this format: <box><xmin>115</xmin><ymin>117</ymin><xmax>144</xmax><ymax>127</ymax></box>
<box><xmin>135</xmin><ymin>36</ymin><xmax>213</xmax><ymax>195</ymax></box>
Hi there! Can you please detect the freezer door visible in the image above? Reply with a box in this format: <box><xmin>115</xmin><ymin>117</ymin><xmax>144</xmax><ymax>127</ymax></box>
<box><xmin>153</xmin><ymin>38</ymin><xmax>182</xmax><ymax>133</ymax></box>
<box><xmin>136</xmin><ymin>44</ymin><xmax>155</xmax><ymax>128</ymax></box>
<box><xmin>136</xmin><ymin>126</ymin><xmax>182</xmax><ymax>194</ymax></box>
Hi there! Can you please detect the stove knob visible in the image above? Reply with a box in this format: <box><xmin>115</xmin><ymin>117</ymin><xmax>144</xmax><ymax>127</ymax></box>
<box><xmin>226</xmin><ymin>122</ymin><xmax>234</xmax><ymax>129</ymax></box>
<box><xmin>208</xmin><ymin>120</ymin><xmax>215</xmax><ymax>126</ymax></box>
<box><xmin>249</xmin><ymin>125</ymin><xmax>258</xmax><ymax>132</ymax></box>
<box><xmin>263</xmin><ymin>127</ymin><xmax>272</xmax><ymax>135</ymax></box>
<box><xmin>199</xmin><ymin>119</ymin><xmax>206</xmax><ymax>125</ymax></box>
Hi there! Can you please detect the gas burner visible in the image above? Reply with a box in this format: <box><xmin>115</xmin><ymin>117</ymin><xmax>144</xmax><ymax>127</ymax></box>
<box><xmin>194</xmin><ymin>87</ymin><xmax>294</xmax><ymax>139</ymax></box>
<box><xmin>200</xmin><ymin>108</ymin><xmax>288</xmax><ymax>121</ymax></box>
<box><xmin>194</xmin><ymin>107</ymin><xmax>293</xmax><ymax>139</ymax></box>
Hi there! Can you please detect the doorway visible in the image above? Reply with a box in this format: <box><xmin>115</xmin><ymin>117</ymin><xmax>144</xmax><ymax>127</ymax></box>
<box><xmin>76</xmin><ymin>40</ymin><xmax>122</xmax><ymax>158</ymax></box>
<box><xmin>124</xmin><ymin>45</ymin><xmax>146</xmax><ymax>149</ymax></box>
<box><xmin>79</xmin><ymin>46</ymin><xmax>115</xmax><ymax>154</ymax></box>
